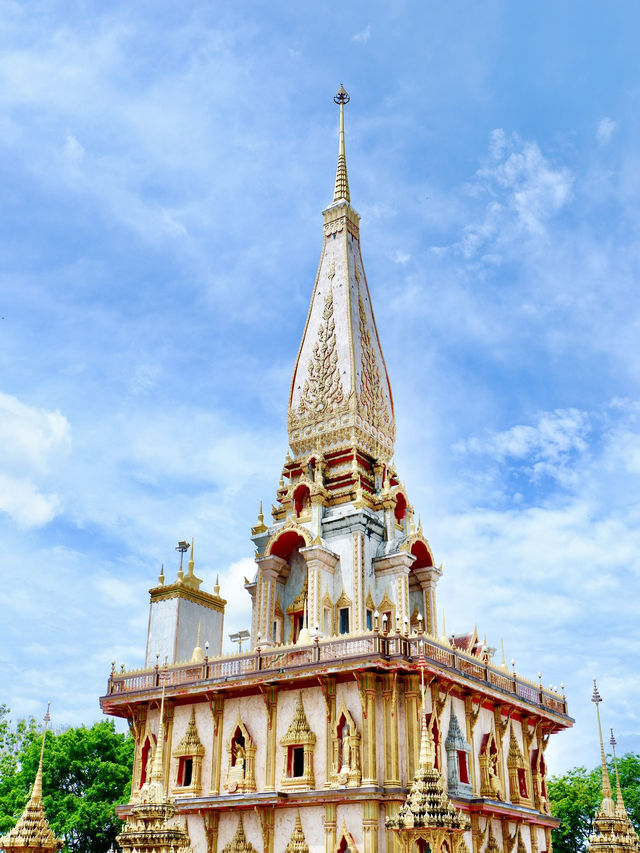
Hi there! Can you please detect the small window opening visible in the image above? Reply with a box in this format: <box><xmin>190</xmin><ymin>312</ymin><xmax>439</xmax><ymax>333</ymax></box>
<box><xmin>366</xmin><ymin>609</ymin><xmax>373</xmax><ymax>631</ymax></box>
<box><xmin>288</xmin><ymin>745</ymin><xmax>305</xmax><ymax>777</ymax></box>
<box><xmin>339</xmin><ymin>607</ymin><xmax>350</xmax><ymax>635</ymax></box>
<box><xmin>457</xmin><ymin>750</ymin><xmax>469</xmax><ymax>784</ymax></box>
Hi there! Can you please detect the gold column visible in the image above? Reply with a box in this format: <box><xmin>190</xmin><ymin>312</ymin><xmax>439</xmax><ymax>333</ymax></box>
<box><xmin>258</xmin><ymin>807</ymin><xmax>274</xmax><ymax>853</ymax></box>
<box><xmin>404</xmin><ymin>675</ymin><xmax>420</xmax><ymax>782</ymax></box>
<box><xmin>385</xmin><ymin>802</ymin><xmax>400</xmax><ymax>853</ymax></box>
<box><xmin>353</xmin><ymin>531</ymin><xmax>364</xmax><ymax>630</ymax></box>
<box><xmin>163</xmin><ymin>700</ymin><xmax>175</xmax><ymax>796</ymax></box>
<box><xmin>530</xmin><ymin>826</ymin><xmax>539</xmax><ymax>853</ymax></box>
<box><xmin>465</xmin><ymin>694</ymin><xmax>482</xmax><ymax>796</ymax></box>
<box><xmin>362</xmin><ymin>801</ymin><xmax>379</xmax><ymax>853</ymax></box>
<box><xmin>382</xmin><ymin>673</ymin><xmax>400</xmax><ymax>786</ymax></box>
<box><xmin>209</xmin><ymin>694</ymin><xmax>224</xmax><ymax>794</ymax></box>
<box><xmin>545</xmin><ymin>827</ymin><xmax>553</xmax><ymax>853</ymax></box>
<box><xmin>262</xmin><ymin>685</ymin><xmax>278</xmax><ymax>792</ymax></box>
<box><xmin>494</xmin><ymin>706</ymin><xmax>510</xmax><ymax>797</ymax></box>
<box><xmin>203</xmin><ymin>812</ymin><xmax>219</xmax><ymax>853</ymax></box>
<box><xmin>358</xmin><ymin>672</ymin><xmax>378</xmax><ymax>785</ymax></box>
<box><xmin>321</xmin><ymin>677</ymin><xmax>337</xmax><ymax>787</ymax></box>
<box><xmin>324</xmin><ymin>803</ymin><xmax>336</xmax><ymax>853</ymax></box>
<box><xmin>471</xmin><ymin>814</ymin><xmax>481</xmax><ymax>853</ymax></box>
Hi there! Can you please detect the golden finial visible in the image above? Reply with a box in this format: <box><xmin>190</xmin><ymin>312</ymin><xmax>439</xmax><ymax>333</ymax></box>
<box><xmin>501</xmin><ymin>638</ymin><xmax>506</xmax><ymax>668</ymax></box>
<box><xmin>185</xmin><ymin>539</ymin><xmax>195</xmax><ymax>578</ymax></box>
<box><xmin>418</xmin><ymin>515</ymin><xmax>423</xmax><ymax>536</ymax></box>
<box><xmin>592</xmin><ymin>678</ymin><xmax>614</xmax><ymax>804</ymax></box>
<box><xmin>158</xmin><ymin>563</ymin><xmax>165</xmax><ymax>586</ymax></box>
<box><xmin>213</xmin><ymin>574</ymin><xmax>220</xmax><ymax>596</ymax></box>
<box><xmin>191</xmin><ymin>622</ymin><xmax>203</xmax><ymax>663</ymax></box>
<box><xmin>610</xmin><ymin>728</ymin><xmax>626</xmax><ymax>815</ymax></box>
<box><xmin>31</xmin><ymin>703</ymin><xmax>51</xmax><ymax>802</ymax></box>
<box><xmin>333</xmin><ymin>84</ymin><xmax>351</xmax><ymax>204</ymax></box>
<box><xmin>258</xmin><ymin>501</ymin><xmax>264</xmax><ymax>524</ymax></box>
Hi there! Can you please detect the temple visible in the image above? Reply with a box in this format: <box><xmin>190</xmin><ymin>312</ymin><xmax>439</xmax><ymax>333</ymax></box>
<box><xmin>587</xmin><ymin>681</ymin><xmax>639</xmax><ymax>853</ymax></box>
<box><xmin>101</xmin><ymin>87</ymin><xmax>573</xmax><ymax>853</ymax></box>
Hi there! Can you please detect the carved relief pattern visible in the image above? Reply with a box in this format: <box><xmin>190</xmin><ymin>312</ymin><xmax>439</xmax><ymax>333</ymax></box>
<box><xmin>358</xmin><ymin>292</ymin><xmax>390</xmax><ymax>429</ymax></box>
<box><xmin>298</xmin><ymin>289</ymin><xmax>344</xmax><ymax>417</ymax></box>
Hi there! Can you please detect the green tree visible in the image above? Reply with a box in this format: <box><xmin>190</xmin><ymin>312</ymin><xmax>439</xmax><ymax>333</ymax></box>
<box><xmin>549</xmin><ymin>754</ymin><xmax>640</xmax><ymax>853</ymax></box>
<box><xmin>0</xmin><ymin>711</ymin><xmax>134</xmax><ymax>853</ymax></box>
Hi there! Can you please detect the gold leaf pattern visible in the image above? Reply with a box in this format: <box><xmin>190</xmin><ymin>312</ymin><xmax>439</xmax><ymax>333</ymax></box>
<box><xmin>358</xmin><ymin>291</ymin><xmax>390</xmax><ymax>428</ymax></box>
<box><xmin>298</xmin><ymin>289</ymin><xmax>344</xmax><ymax>416</ymax></box>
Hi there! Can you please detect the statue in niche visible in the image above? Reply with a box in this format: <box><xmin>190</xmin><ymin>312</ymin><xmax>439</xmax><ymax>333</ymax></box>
<box><xmin>331</xmin><ymin>702</ymin><xmax>361</xmax><ymax>788</ymax></box>
<box><xmin>225</xmin><ymin>717</ymin><xmax>256</xmax><ymax>793</ymax></box>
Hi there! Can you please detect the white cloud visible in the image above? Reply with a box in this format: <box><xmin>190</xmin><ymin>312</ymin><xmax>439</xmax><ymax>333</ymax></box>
<box><xmin>0</xmin><ymin>473</ymin><xmax>61</xmax><ymax>527</ymax></box>
<box><xmin>351</xmin><ymin>24</ymin><xmax>371</xmax><ymax>44</ymax></box>
<box><xmin>597</xmin><ymin>117</ymin><xmax>618</xmax><ymax>145</ymax></box>
<box><xmin>0</xmin><ymin>391</ymin><xmax>70</xmax><ymax>471</ymax></box>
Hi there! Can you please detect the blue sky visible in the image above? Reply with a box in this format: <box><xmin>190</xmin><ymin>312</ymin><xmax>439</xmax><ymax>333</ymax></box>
<box><xmin>1</xmin><ymin>0</ymin><xmax>639</xmax><ymax>775</ymax></box>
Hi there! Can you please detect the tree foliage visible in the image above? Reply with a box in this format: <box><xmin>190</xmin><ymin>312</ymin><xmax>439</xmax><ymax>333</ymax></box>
<box><xmin>549</xmin><ymin>754</ymin><xmax>640</xmax><ymax>853</ymax></box>
<box><xmin>0</xmin><ymin>707</ymin><xmax>134</xmax><ymax>853</ymax></box>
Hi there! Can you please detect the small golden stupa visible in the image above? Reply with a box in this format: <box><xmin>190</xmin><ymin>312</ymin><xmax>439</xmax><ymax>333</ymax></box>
<box><xmin>0</xmin><ymin>705</ymin><xmax>63</xmax><ymax>853</ymax></box>
<box><xmin>588</xmin><ymin>680</ymin><xmax>639</xmax><ymax>853</ymax></box>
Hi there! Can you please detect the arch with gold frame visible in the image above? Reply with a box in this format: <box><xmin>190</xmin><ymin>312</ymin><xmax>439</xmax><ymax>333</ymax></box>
<box><xmin>224</xmin><ymin>715</ymin><xmax>257</xmax><ymax>793</ymax></box>
<box><xmin>330</xmin><ymin>700</ymin><xmax>361</xmax><ymax>787</ymax></box>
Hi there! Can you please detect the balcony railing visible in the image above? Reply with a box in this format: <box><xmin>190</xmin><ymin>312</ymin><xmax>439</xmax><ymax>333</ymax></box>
<box><xmin>105</xmin><ymin>631</ymin><xmax>568</xmax><ymax>717</ymax></box>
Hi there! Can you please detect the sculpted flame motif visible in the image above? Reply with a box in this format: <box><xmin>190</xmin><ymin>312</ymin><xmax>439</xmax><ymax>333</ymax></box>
<box><xmin>358</xmin><ymin>291</ymin><xmax>390</xmax><ymax>428</ymax></box>
<box><xmin>298</xmin><ymin>288</ymin><xmax>344</xmax><ymax>416</ymax></box>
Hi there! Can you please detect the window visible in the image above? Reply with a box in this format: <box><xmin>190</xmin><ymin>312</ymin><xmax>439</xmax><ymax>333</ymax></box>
<box><xmin>339</xmin><ymin>608</ymin><xmax>350</xmax><ymax>635</ymax></box>
<box><xmin>177</xmin><ymin>756</ymin><xmax>193</xmax><ymax>787</ymax></box>
<box><xmin>366</xmin><ymin>609</ymin><xmax>373</xmax><ymax>630</ymax></box>
<box><xmin>291</xmin><ymin>746</ymin><xmax>305</xmax><ymax>777</ymax></box>
<box><xmin>457</xmin><ymin>751</ymin><xmax>470</xmax><ymax>784</ymax></box>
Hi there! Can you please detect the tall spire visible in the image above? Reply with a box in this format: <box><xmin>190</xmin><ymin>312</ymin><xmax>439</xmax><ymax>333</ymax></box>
<box><xmin>610</xmin><ymin>729</ymin><xmax>627</xmax><ymax>816</ymax></box>
<box><xmin>333</xmin><ymin>84</ymin><xmax>350</xmax><ymax>203</ymax></box>
<box><xmin>592</xmin><ymin>678</ymin><xmax>614</xmax><ymax>806</ymax></box>
<box><xmin>0</xmin><ymin>703</ymin><xmax>64</xmax><ymax>853</ymax></box>
<box><xmin>287</xmin><ymin>86</ymin><xmax>395</xmax><ymax>466</ymax></box>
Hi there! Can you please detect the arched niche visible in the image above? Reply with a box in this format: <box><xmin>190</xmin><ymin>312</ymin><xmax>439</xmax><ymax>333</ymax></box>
<box><xmin>293</xmin><ymin>483</ymin><xmax>311</xmax><ymax>517</ymax></box>
<box><xmin>224</xmin><ymin>716</ymin><xmax>257</xmax><ymax>793</ymax></box>
<box><xmin>330</xmin><ymin>701</ymin><xmax>361</xmax><ymax>788</ymax></box>
<box><xmin>479</xmin><ymin>729</ymin><xmax>503</xmax><ymax>800</ymax></box>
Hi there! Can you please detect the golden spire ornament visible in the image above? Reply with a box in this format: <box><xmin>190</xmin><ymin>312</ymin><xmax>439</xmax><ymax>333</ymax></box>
<box><xmin>0</xmin><ymin>704</ymin><xmax>64</xmax><ymax>853</ymax></box>
<box><xmin>333</xmin><ymin>84</ymin><xmax>351</xmax><ymax>203</ymax></box>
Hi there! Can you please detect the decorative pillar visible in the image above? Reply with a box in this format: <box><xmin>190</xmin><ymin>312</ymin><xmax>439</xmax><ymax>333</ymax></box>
<box><xmin>300</xmin><ymin>545</ymin><xmax>338</xmax><ymax>631</ymax></box>
<box><xmin>465</xmin><ymin>694</ymin><xmax>482</xmax><ymax>796</ymax></box>
<box><xmin>320</xmin><ymin>676</ymin><xmax>337</xmax><ymax>787</ymax></box>
<box><xmin>404</xmin><ymin>675</ymin><xmax>420</xmax><ymax>782</ymax></box>
<box><xmin>362</xmin><ymin>801</ymin><xmax>379</xmax><ymax>853</ymax></box>
<box><xmin>324</xmin><ymin>804</ymin><xmax>336</xmax><ymax>853</ymax></box>
<box><xmin>371</xmin><ymin>553</ymin><xmax>415</xmax><ymax>629</ymax></box>
<box><xmin>382</xmin><ymin>673</ymin><xmax>400</xmax><ymax>786</ymax></box>
<box><xmin>208</xmin><ymin>694</ymin><xmax>224</xmax><ymax>793</ymax></box>
<box><xmin>258</xmin><ymin>806</ymin><xmax>274</xmax><ymax>853</ymax></box>
<box><xmin>163</xmin><ymin>699</ymin><xmax>175</xmax><ymax>796</ymax></box>
<box><xmin>203</xmin><ymin>812</ymin><xmax>219</xmax><ymax>853</ymax></box>
<box><xmin>385</xmin><ymin>802</ymin><xmax>400</xmax><ymax>853</ymax></box>
<box><xmin>414</xmin><ymin>565</ymin><xmax>441</xmax><ymax>636</ymax></box>
<box><xmin>262</xmin><ymin>684</ymin><xmax>278</xmax><ymax>792</ymax></box>
<box><xmin>530</xmin><ymin>826</ymin><xmax>539</xmax><ymax>853</ymax></box>
<box><xmin>255</xmin><ymin>556</ymin><xmax>288</xmax><ymax>643</ymax></box>
<box><xmin>545</xmin><ymin>827</ymin><xmax>553</xmax><ymax>853</ymax></box>
<box><xmin>358</xmin><ymin>672</ymin><xmax>378</xmax><ymax>785</ymax></box>
<box><xmin>494</xmin><ymin>706</ymin><xmax>511</xmax><ymax>796</ymax></box>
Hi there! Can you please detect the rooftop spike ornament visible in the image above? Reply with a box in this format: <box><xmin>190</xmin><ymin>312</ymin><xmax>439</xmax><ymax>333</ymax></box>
<box><xmin>332</xmin><ymin>84</ymin><xmax>350</xmax><ymax>203</ymax></box>
<box><xmin>587</xmin><ymin>681</ymin><xmax>640</xmax><ymax>853</ymax></box>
